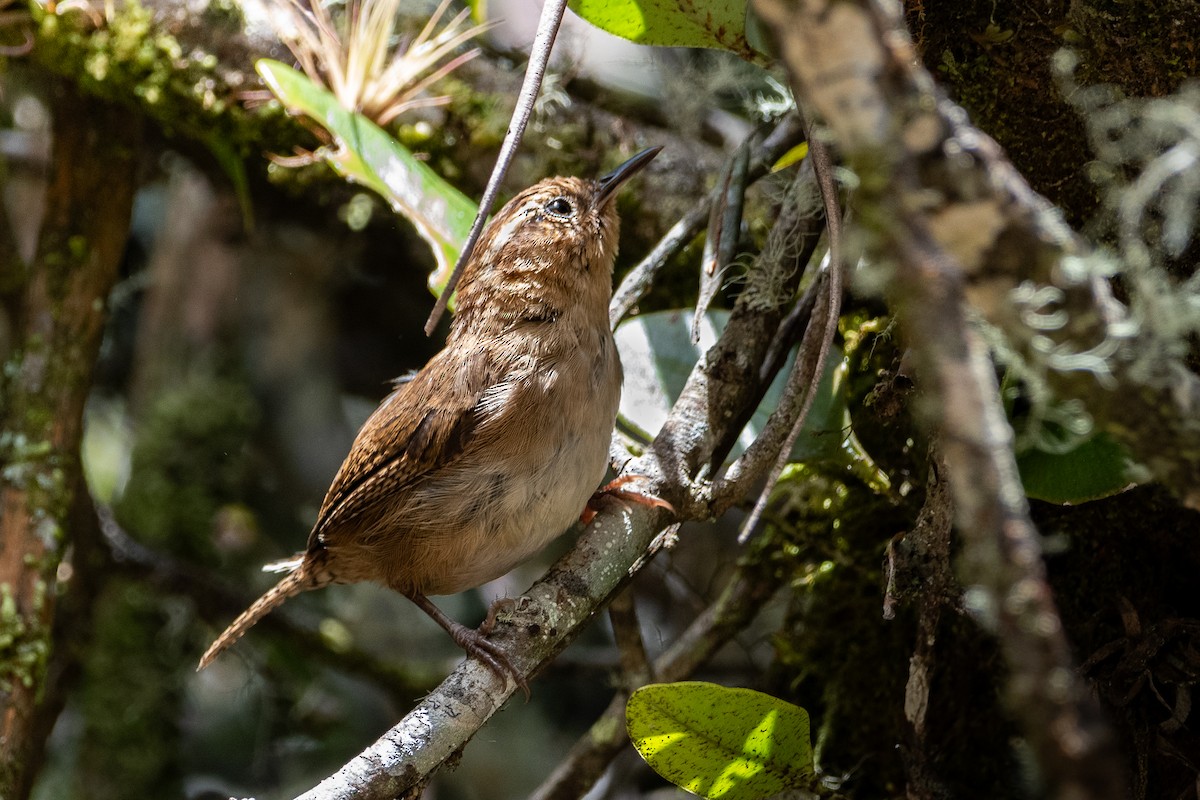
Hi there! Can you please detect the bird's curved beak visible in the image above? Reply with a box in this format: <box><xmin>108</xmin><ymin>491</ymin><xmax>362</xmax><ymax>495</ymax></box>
<box><xmin>594</xmin><ymin>146</ymin><xmax>662</xmax><ymax>205</ymax></box>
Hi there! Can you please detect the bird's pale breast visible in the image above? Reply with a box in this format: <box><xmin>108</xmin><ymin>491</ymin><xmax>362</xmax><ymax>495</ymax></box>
<box><xmin>361</xmin><ymin>324</ymin><xmax>621</xmax><ymax>595</ymax></box>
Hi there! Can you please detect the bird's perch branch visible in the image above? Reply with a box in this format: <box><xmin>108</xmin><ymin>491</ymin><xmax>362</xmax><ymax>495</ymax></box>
<box><xmin>292</xmin><ymin>163</ymin><xmax>825</xmax><ymax>800</ymax></box>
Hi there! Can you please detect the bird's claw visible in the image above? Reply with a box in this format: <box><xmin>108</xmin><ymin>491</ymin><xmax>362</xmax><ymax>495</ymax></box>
<box><xmin>451</xmin><ymin>623</ymin><xmax>531</xmax><ymax>700</ymax></box>
<box><xmin>580</xmin><ymin>474</ymin><xmax>675</xmax><ymax>525</ymax></box>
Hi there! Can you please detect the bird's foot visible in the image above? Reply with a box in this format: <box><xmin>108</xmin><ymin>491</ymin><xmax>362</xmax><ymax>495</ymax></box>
<box><xmin>448</xmin><ymin>622</ymin><xmax>531</xmax><ymax>700</ymax></box>
<box><xmin>409</xmin><ymin>592</ymin><xmax>530</xmax><ymax>698</ymax></box>
<box><xmin>580</xmin><ymin>474</ymin><xmax>675</xmax><ymax>525</ymax></box>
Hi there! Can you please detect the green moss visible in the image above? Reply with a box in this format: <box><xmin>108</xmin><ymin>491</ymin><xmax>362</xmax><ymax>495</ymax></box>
<box><xmin>115</xmin><ymin>373</ymin><xmax>260</xmax><ymax>562</ymax></box>
<box><xmin>0</xmin><ymin>581</ymin><xmax>51</xmax><ymax>695</ymax></box>
<box><xmin>764</xmin><ymin>468</ymin><xmax>916</xmax><ymax>795</ymax></box>
<box><xmin>442</xmin><ymin>76</ymin><xmax>507</xmax><ymax>151</ymax></box>
<box><xmin>31</xmin><ymin>0</ymin><xmax>299</xmax><ymax>160</ymax></box>
<box><xmin>911</xmin><ymin>0</ymin><xmax>1100</xmax><ymax>226</ymax></box>
<box><xmin>199</xmin><ymin>0</ymin><xmax>244</xmax><ymax>31</ymax></box>
<box><xmin>75</xmin><ymin>579</ymin><xmax>188</xmax><ymax>800</ymax></box>
<box><xmin>1070</xmin><ymin>0</ymin><xmax>1199</xmax><ymax>96</ymax></box>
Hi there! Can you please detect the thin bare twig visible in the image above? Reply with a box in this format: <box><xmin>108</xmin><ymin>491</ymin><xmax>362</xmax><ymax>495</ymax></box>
<box><xmin>423</xmin><ymin>0</ymin><xmax>569</xmax><ymax>334</ymax></box>
<box><xmin>693</xmin><ymin>137</ymin><xmax>751</xmax><ymax>343</ymax></box>
<box><xmin>608</xmin><ymin>589</ymin><xmax>653</xmax><ymax>688</ymax></box>
<box><xmin>890</xmin><ymin>447</ymin><xmax>957</xmax><ymax>797</ymax></box>
<box><xmin>715</xmin><ymin>127</ymin><xmax>843</xmax><ymax>536</ymax></box>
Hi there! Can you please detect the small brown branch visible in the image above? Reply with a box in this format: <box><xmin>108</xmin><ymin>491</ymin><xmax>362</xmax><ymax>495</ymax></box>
<box><xmin>713</xmin><ymin>126</ymin><xmax>843</xmax><ymax>529</ymax></box>
<box><xmin>693</xmin><ymin>134</ymin><xmax>751</xmax><ymax>342</ymax></box>
<box><xmin>608</xmin><ymin>589</ymin><xmax>652</xmax><ymax>688</ymax></box>
<box><xmin>528</xmin><ymin>547</ymin><xmax>784</xmax><ymax>800</ymax></box>
<box><xmin>889</xmin><ymin>448</ymin><xmax>957</xmax><ymax>797</ymax></box>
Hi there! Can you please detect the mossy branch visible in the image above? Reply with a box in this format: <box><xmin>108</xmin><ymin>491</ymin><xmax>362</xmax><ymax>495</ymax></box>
<box><xmin>0</xmin><ymin>81</ymin><xmax>139</xmax><ymax>800</ymax></box>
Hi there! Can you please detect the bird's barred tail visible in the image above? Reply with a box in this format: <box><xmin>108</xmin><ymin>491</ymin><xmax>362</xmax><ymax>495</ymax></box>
<box><xmin>197</xmin><ymin>564</ymin><xmax>312</xmax><ymax>670</ymax></box>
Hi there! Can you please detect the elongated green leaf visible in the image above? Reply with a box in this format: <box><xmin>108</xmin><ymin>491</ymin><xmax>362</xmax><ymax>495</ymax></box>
<box><xmin>569</xmin><ymin>0</ymin><xmax>765</xmax><ymax>64</ymax></box>
<box><xmin>1017</xmin><ymin>432</ymin><xmax>1135</xmax><ymax>505</ymax></box>
<box><xmin>614</xmin><ymin>309</ymin><xmax>844</xmax><ymax>462</ymax></box>
<box><xmin>627</xmin><ymin>682</ymin><xmax>813</xmax><ymax>800</ymax></box>
<box><xmin>256</xmin><ymin>59</ymin><xmax>477</xmax><ymax>295</ymax></box>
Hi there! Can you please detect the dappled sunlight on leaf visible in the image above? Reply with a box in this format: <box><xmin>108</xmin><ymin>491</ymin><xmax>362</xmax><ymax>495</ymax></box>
<box><xmin>626</xmin><ymin>682</ymin><xmax>813</xmax><ymax>800</ymax></box>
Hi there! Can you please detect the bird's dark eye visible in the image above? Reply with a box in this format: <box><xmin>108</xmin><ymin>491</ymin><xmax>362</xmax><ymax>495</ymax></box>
<box><xmin>544</xmin><ymin>197</ymin><xmax>573</xmax><ymax>217</ymax></box>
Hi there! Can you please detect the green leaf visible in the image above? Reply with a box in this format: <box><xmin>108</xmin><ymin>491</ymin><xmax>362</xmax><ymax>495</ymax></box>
<box><xmin>1017</xmin><ymin>432</ymin><xmax>1135</xmax><ymax>505</ymax></box>
<box><xmin>256</xmin><ymin>59</ymin><xmax>477</xmax><ymax>296</ymax></box>
<box><xmin>614</xmin><ymin>309</ymin><xmax>845</xmax><ymax>462</ymax></box>
<box><xmin>627</xmin><ymin>682</ymin><xmax>814</xmax><ymax>800</ymax></box>
<box><xmin>569</xmin><ymin>0</ymin><xmax>766</xmax><ymax>64</ymax></box>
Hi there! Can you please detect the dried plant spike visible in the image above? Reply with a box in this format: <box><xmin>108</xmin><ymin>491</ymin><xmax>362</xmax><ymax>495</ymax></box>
<box><xmin>264</xmin><ymin>0</ymin><xmax>489</xmax><ymax>127</ymax></box>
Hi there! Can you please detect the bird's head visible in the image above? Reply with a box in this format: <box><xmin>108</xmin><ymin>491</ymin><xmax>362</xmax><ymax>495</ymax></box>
<box><xmin>452</xmin><ymin>147</ymin><xmax>661</xmax><ymax>330</ymax></box>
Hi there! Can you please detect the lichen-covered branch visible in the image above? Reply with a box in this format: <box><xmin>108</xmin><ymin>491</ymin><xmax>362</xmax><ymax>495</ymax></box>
<box><xmin>754</xmin><ymin>0</ymin><xmax>1133</xmax><ymax>796</ymax></box>
<box><xmin>0</xmin><ymin>82</ymin><xmax>138</xmax><ymax>800</ymax></box>
<box><xmin>755</xmin><ymin>0</ymin><xmax>1200</xmax><ymax>506</ymax></box>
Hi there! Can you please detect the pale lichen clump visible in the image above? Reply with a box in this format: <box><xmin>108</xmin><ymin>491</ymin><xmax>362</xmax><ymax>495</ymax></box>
<box><xmin>740</xmin><ymin>167</ymin><xmax>823</xmax><ymax>312</ymax></box>
<box><xmin>266</xmin><ymin>0</ymin><xmax>487</xmax><ymax>128</ymax></box>
<box><xmin>975</xmin><ymin>55</ymin><xmax>1200</xmax><ymax>454</ymax></box>
<box><xmin>1053</xmin><ymin>51</ymin><xmax>1200</xmax><ymax>387</ymax></box>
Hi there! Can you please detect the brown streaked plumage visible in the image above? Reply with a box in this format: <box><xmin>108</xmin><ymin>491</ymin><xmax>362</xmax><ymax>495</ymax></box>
<box><xmin>198</xmin><ymin>147</ymin><xmax>662</xmax><ymax>688</ymax></box>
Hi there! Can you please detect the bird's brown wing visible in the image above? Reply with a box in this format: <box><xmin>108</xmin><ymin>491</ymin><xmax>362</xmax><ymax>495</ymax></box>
<box><xmin>306</xmin><ymin>347</ymin><xmax>500</xmax><ymax>548</ymax></box>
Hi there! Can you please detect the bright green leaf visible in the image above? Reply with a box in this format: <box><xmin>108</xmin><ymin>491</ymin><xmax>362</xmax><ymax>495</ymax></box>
<box><xmin>614</xmin><ymin>309</ymin><xmax>845</xmax><ymax>462</ymax></box>
<box><xmin>569</xmin><ymin>0</ymin><xmax>766</xmax><ymax>64</ymax></box>
<box><xmin>256</xmin><ymin>59</ymin><xmax>477</xmax><ymax>296</ymax></box>
<box><xmin>1017</xmin><ymin>432</ymin><xmax>1135</xmax><ymax>505</ymax></box>
<box><xmin>627</xmin><ymin>682</ymin><xmax>814</xmax><ymax>800</ymax></box>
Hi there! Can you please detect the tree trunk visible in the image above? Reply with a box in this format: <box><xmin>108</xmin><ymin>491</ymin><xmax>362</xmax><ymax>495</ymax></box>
<box><xmin>0</xmin><ymin>80</ymin><xmax>139</xmax><ymax>800</ymax></box>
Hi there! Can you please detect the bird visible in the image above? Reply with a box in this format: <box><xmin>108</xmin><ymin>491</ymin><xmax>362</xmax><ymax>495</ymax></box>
<box><xmin>198</xmin><ymin>147</ymin><xmax>663</xmax><ymax>689</ymax></box>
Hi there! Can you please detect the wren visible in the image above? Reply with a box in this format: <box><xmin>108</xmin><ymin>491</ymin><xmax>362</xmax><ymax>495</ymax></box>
<box><xmin>199</xmin><ymin>147</ymin><xmax>662</xmax><ymax>688</ymax></box>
